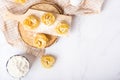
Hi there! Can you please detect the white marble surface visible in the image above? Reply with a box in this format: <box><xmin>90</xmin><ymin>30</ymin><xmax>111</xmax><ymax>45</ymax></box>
<box><xmin>1</xmin><ymin>0</ymin><xmax>120</xmax><ymax>80</ymax></box>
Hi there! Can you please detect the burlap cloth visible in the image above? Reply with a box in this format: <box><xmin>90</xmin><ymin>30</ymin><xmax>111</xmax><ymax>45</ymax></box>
<box><xmin>0</xmin><ymin>0</ymin><xmax>104</xmax><ymax>56</ymax></box>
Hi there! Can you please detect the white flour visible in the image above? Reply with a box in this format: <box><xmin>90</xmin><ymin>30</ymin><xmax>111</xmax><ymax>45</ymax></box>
<box><xmin>70</xmin><ymin>0</ymin><xmax>83</xmax><ymax>6</ymax></box>
<box><xmin>6</xmin><ymin>56</ymin><xmax>30</xmax><ymax>78</ymax></box>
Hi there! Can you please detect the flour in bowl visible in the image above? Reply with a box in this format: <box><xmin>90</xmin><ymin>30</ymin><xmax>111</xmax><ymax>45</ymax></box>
<box><xmin>6</xmin><ymin>55</ymin><xmax>30</xmax><ymax>78</ymax></box>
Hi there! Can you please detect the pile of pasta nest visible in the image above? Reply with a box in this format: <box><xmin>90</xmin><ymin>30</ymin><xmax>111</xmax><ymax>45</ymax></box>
<box><xmin>3</xmin><ymin>0</ymin><xmax>72</xmax><ymax>69</ymax></box>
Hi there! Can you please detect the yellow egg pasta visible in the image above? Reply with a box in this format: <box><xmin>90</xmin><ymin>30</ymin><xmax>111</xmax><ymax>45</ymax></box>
<box><xmin>41</xmin><ymin>55</ymin><xmax>56</xmax><ymax>68</ymax></box>
<box><xmin>41</xmin><ymin>13</ymin><xmax>56</xmax><ymax>26</ymax></box>
<box><xmin>55</xmin><ymin>22</ymin><xmax>69</xmax><ymax>35</ymax></box>
<box><xmin>15</xmin><ymin>0</ymin><xmax>27</xmax><ymax>4</ymax></box>
<box><xmin>34</xmin><ymin>33</ymin><xmax>49</xmax><ymax>49</ymax></box>
<box><xmin>23</xmin><ymin>15</ymin><xmax>40</xmax><ymax>29</ymax></box>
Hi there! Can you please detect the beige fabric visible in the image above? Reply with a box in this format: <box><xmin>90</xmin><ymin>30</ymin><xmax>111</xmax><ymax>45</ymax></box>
<box><xmin>1</xmin><ymin>0</ymin><xmax>104</xmax><ymax>15</ymax></box>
